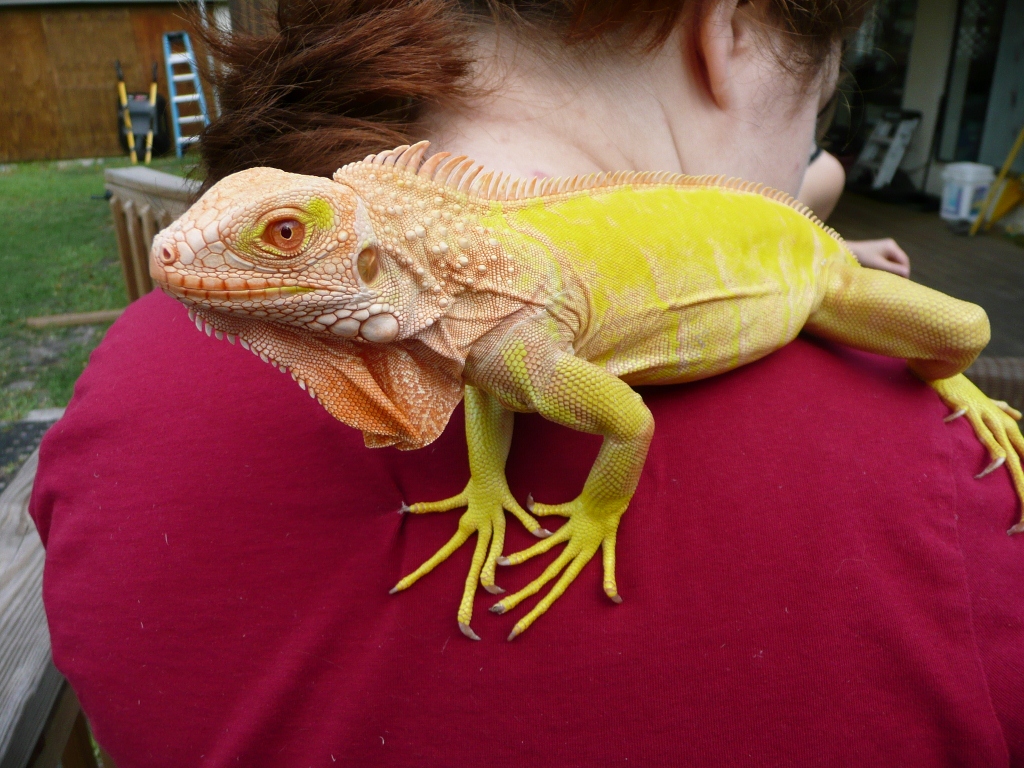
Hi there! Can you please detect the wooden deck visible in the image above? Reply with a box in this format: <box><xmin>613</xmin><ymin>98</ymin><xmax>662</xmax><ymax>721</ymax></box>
<box><xmin>829</xmin><ymin>194</ymin><xmax>1024</xmax><ymax>357</ymax></box>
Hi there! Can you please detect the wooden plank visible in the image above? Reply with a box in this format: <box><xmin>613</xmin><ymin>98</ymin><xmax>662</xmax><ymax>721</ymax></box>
<box><xmin>122</xmin><ymin>199</ymin><xmax>152</xmax><ymax>296</ymax></box>
<box><xmin>26</xmin><ymin>310</ymin><xmax>125</xmax><ymax>328</ymax></box>
<box><xmin>0</xmin><ymin>10</ymin><xmax>63</xmax><ymax>162</ymax></box>
<box><xmin>109</xmin><ymin>195</ymin><xmax>140</xmax><ymax>301</ymax></box>
<box><xmin>133</xmin><ymin>204</ymin><xmax>155</xmax><ymax>294</ymax></box>
<box><xmin>105</xmin><ymin>166</ymin><xmax>200</xmax><ymax>203</ymax></box>
<box><xmin>0</xmin><ymin>447</ymin><xmax>53</xmax><ymax>764</ymax></box>
<box><xmin>41</xmin><ymin>8</ymin><xmax>140</xmax><ymax>158</ymax></box>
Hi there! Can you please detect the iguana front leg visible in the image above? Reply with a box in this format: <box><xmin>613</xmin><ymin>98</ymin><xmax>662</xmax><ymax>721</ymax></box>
<box><xmin>390</xmin><ymin>385</ymin><xmax>547</xmax><ymax>640</ymax></box>
<box><xmin>805</xmin><ymin>262</ymin><xmax>1024</xmax><ymax>527</ymax></box>
<box><xmin>470</xmin><ymin>331</ymin><xmax>655</xmax><ymax>640</ymax></box>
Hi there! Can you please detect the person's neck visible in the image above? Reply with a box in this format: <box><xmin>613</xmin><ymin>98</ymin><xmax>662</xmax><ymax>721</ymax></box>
<box><xmin>416</xmin><ymin>28</ymin><xmax>713</xmax><ymax>181</ymax></box>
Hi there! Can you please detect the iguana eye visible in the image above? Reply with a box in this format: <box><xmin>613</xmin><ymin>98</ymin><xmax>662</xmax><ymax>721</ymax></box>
<box><xmin>264</xmin><ymin>218</ymin><xmax>305</xmax><ymax>252</ymax></box>
<box><xmin>357</xmin><ymin>246</ymin><xmax>379</xmax><ymax>284</ymax></box>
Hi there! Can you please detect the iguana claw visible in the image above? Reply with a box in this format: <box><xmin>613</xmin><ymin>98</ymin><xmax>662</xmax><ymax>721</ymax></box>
<box><xmin>490</xmin><ymin>493</ymin><xmax>627</xmax><ymax>639</ymax></box>
<box><xmin>525</xmin><ymin>495</ymin><xmax>554</xmax><ymax>536</ymax></box>
<box><xmin>390</xmin><ymin>476</ymin><xmax>542</xmax><ymax>637</ymax></box>
<box><xmin>528</xmin><ymin>495</ymin><xmax>552</xmax><ymax>536</ymax></box>
<box><xmin>931</xmin><ymin>374</ymin><xmax>1024</xmax><ymax>533</ymax></box>
<box><xmin>976</xmin><ymin>456</ymin><xmax>1005</xmax><ymax>479</ymax></box>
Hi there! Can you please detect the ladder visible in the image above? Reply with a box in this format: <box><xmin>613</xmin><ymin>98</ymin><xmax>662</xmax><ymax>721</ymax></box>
<box><xmin>162</xmin><ymin>32</ymin><xmax>210</xmax><ymax>157</ymax></box>
<box><xmin>850</xmin><ymin>110</ymin><xmax>921</xmax><ymax>190</ymax></box>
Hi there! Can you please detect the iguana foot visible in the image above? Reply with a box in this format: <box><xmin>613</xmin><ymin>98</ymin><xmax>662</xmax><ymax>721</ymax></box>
<box><xmin>390</xmin><ymin>480</ymin><xmax>547</xmax><ymax>639</ymax></box>
<box><xmin>491</xmin><ymin>493</ymin><xmax>627</xmax><ymax>639</ymax></box>
<box><xmin>931</xmin><ymin>374</ymin><xmax>1024</xmax><ymax>532</ymax></box>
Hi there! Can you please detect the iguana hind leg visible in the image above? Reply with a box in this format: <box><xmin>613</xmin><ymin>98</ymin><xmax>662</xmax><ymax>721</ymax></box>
<box><xmin>805</xmin><ymin>262</ymin><xmax>1024</xmax><ymax>528</ymax></box>
<box><xmin>389</xmin><ymin>386</ymin><xmax>546</xmax><ymax>640</ymax></box>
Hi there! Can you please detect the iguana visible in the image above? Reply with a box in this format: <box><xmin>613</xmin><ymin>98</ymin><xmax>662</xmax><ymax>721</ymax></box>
<box><xmin>150</xmin><ymin>140</ymin><xmax>1024</xmax><ymax>641</ymax></box>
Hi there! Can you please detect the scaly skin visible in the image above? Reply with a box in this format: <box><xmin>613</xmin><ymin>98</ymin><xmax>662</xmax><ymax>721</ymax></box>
<box><xmin>150</xmin><ymin>140</ymin><xmax>1024</xmax><ymax>640</ymax></box>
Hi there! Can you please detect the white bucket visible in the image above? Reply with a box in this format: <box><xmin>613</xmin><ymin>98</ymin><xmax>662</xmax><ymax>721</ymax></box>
<box><xmin>940</xmin><ymin>162</ymin><xmax>995</xmax><ymax>221</ymax></box>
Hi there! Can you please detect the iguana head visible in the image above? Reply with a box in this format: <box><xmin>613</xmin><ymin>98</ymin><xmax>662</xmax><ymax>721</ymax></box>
<box><xmin>150</xmin><ymin>166</ymin><xmax>427</xmax><ymax>344</ymax></box>
<box><xmin>148</xmin><ymin>143</ymin><xmax>519</xmax><ymax>449</ymax></box>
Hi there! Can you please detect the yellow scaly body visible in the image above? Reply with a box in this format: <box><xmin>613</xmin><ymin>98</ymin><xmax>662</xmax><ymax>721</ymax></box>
<box><xmin>151</xmin><ymin>141</ymin><xmax>1024</xmax><ymax>641</ymax></box>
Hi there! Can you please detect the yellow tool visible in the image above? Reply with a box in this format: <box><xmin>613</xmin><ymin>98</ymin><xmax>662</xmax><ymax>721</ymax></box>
<box><xmin>115</xmin><ymin>60</ymin><xmax>137</xmax><ymax>165</ymax></box>
<box><xmin>144</xmin><ymin>63</ymin><xmax>158</xmax><ymax>165</ymax></box>
<box><xmin>971</xmin><ymin>123</ymin><xmax>1024</xmax><ymax>235</ymax></box>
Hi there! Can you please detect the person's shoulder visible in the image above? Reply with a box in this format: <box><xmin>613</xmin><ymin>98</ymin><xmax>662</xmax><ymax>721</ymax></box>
<box><xmin>29</xmin><ymin>290</ymin><xmax>366</xmax><ymax>542</ymax></box>
<box><xmin>30</xmin><ymin>292</ymin><xmax>1024</xmax><ymax>766</ymax></box>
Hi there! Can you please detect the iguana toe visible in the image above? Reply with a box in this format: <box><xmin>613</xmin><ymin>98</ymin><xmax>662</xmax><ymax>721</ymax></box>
<box><xmin>931</xmin><ymin>374</ymin><xmax>1024</xmax><ymax>531</ymax></box>
<box><xmin>393</xmin><ymin>474</ymin><xmax>545</xmax><ymax>637</ymax></box>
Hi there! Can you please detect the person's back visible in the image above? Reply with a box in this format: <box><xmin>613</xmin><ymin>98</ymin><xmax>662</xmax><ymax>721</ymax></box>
<box><xmin>30</xmin><ymin>0</ymin><xmax>1024</xmax><ymax>764</ymax></box>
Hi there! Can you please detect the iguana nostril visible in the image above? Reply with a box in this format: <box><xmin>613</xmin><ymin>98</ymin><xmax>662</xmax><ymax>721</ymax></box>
<box><xmin>160</xmin><ymin>246</ymin><xmax>176</xmax><ymax>265</ymax></box>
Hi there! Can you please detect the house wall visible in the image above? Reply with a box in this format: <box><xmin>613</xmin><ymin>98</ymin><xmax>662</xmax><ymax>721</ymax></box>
<box><xmin>899</xmin><ymin>0</ymin><xmax>958</xmax><ymax>191</ymax></box>
<box><xmin>227</xmin><ymin>0</ymin><xmax>271</xmax><ymax>34</ymax></box>
<box><xmin>978</xmin><ymin>0</ymin><xmax>1024</xmax><ymax>173</ymax></box>
<box><xmin>0</xmin><ymin>3</ymin><xmax>214</xmax><ymax>162</ymax></box>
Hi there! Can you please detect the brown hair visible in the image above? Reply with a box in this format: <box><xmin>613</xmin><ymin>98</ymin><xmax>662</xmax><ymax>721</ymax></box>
<box><xmin>197</xmin><ymin>0</ymin><xmax>869</xmax><ymax>188</ymax></box>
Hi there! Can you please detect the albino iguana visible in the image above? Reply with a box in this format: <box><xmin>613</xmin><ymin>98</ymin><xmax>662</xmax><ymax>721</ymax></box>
<box><xmin>150</xmin><ymin>140</ymin><xmax>1024</xmax><ymax>641</ymax></box>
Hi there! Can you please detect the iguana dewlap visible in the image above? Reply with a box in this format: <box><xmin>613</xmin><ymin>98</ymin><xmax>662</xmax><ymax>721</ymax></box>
<box><xmin>150</xmin><ymin>141</ymin><xmax>1024</xmax><ymax>641</ymax></box>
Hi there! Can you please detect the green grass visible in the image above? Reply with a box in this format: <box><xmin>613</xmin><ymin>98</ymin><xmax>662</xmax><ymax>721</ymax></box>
<box><xmin>0</xmin><ymin>154</ymin><xmax>200</xmax><ymax>422</ymax></box>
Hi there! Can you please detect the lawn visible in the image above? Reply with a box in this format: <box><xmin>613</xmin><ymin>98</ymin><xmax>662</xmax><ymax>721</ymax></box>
<box><xmin>0</xmin><ymin>155</ymin><xmax>198</xmax><ymax>422</ymax></box>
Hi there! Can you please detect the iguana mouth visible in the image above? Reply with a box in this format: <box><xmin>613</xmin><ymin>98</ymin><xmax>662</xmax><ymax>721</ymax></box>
<box><xmin>153</xmin><ymin>259</ymin><xmax>315</xmax><ymax>298</ymax></box>
<box><xmin>164</xmin><ymin>283</ymin><xmax>314</xmax><ymax>301</ymax></box>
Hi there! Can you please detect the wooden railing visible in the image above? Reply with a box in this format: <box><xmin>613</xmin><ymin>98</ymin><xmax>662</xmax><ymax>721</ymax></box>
<box><xmin>105</xmin><ymin>167</ymin><xmax>200</xmax><ymax>302</ymax></box>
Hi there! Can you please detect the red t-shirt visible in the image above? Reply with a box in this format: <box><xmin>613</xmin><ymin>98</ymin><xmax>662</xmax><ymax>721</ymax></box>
<box><xmin>31</xmin><ymin>290</ymin><xmax>1024</xmax><ymax>767</ymax></box>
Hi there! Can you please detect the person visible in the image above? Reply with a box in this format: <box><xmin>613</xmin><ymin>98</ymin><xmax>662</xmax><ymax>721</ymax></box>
<box><xmin>30</xmin><ymin>0</ymin><xmax>1023</xmax><ymax>765</ymax></box>
<box><xmin>798</xmin><ymin>146</ymin><xmax>912</xmax><ymax>277</ymax></box>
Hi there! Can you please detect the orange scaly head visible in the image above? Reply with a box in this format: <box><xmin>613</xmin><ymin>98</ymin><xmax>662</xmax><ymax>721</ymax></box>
<box><xmin>149</xmin><ymin>165</ymin><xmax>468</xmax><ymax>450</ymax></box>
<box><xmin>150</xmin><ymin>167</ymin><xmax>421</xmax><ymax>344</ymax></box>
